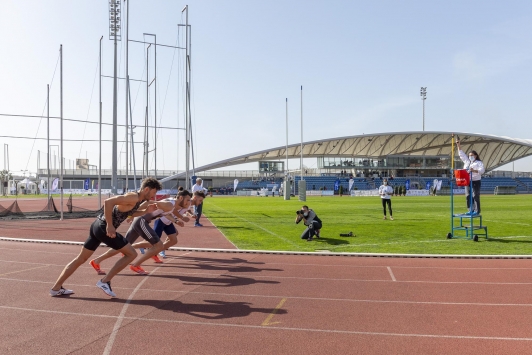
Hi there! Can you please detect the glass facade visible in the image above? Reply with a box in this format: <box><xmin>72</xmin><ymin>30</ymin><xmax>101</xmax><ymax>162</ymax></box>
<box><xmin>258</xmin><ymin>161</ymin><xmax>284</xmax><ymax>173</ymax></box>
<box><xmin>317</xmin><ymin>156</ymin><xmax>455</xmax><ymax>177</ymax></box>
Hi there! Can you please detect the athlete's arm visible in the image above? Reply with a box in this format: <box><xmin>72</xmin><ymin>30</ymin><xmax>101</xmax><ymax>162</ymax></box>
<box><xmin>103</xmin><ymin>193</ymin><xmax>138</xmax><ymax>237</ymax></box>
<box><xmin>130</xmin><ymin>200</ymin><xmax>158</xmax><ymax>217</ymax></box>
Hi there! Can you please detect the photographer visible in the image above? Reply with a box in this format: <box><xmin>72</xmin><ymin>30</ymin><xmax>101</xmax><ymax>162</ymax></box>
<box><xmin>295</xmin><ymin>205</ymin><xmax>322</xmax><ymax>241</ymax></box>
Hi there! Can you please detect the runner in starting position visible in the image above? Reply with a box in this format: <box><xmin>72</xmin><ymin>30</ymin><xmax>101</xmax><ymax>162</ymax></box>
<box><xmin>49</xmin><ymin>177</ymin><xmax>162</xmax><ymax>297</ymax></box>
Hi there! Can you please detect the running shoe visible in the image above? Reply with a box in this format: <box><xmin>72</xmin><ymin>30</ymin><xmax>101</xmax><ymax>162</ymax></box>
<box><xmin>130</xmin><ymin>265</ymin><xmax>148</xmax><ymax>275</ymax></box>
<box><xmin>49</xmin><ymin>286</ymin><xmax>74</xmax><ymax>297</ymax></box>
<box><xmin>390</xmin><ymin>216</ymin><xmax>394</xmax><ymax>221</ymax></box>
<box><xmin>159</xmin><ymin>250</ymin><xmax>167</xmax><ymax>258</ymax></box>
<box><xmin>89</xmin><ymin>259</ymin><xmax>106</xmax><ymax>275</ymax></box>
<box><xmin>139</xmin><ymin>248</ymin><xmax>145</xmax><ymax>254</ymax></box>
<box><xmin>96</xmin><ymin>279</ymin><xmax>117</xmax><ymax>298</ymax></box>
<box><xmin>194</xmin><ymin>223</ymin><xmax>203</xmax><ymax>227</ymax></box>
<box><xmin>152</xmin><ymin>255</ymin><xmax>163</xmax><ymax>264</ymax></box>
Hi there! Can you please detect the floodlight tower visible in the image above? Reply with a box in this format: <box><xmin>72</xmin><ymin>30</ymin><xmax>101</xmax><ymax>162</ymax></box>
<box><xmin>420</xmin><ymin>87</ymin><xmax>427</xmax><ymax>131</ymax></box>
<box><xmin>109</xmin><ymin>0</ymin><xmax>121</xmax><ymax>194</ymax></box>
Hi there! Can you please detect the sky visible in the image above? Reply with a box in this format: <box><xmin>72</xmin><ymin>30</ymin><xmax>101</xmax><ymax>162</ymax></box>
<box><xmin>1</xmin><ymin>0</ymin><xmax>532</xmax><ymax>176</ymax></box>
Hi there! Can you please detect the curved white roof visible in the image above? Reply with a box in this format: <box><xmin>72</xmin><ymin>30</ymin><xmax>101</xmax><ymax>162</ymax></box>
<box><xmin>161</xmin><ymin>131</ymin><xmax>532</xmax><ymax>182</ymax></box>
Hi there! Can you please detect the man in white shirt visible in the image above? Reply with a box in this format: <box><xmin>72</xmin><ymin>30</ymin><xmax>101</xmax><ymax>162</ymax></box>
<box><xmin>378</xmin><ymin>178</ymin><xmax>394</xmax><ymax>220</ymax></box>
<box><xmin>456</xmin><ymin>140</ymin><xmax>485</xmax><ymax>215</ymax></box>
<box><xmin>191</xmin><ymin>178</ymin><xmax>208</xmax><ymax>226</ymax></box>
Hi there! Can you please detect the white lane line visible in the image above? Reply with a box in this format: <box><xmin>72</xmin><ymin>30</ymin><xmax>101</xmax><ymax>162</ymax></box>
<box><xmin>5</xmin><ymin>268</ymin><xmax>532</xmax><ymax>285</ymax></box>
<box><xmin>387</xmin><ymin>267</ymin><xmax>396</xmax><ymax>281</ymax></box>
<box><xmin>4</xmin><ymin>258</ymin><xmax>532</xmax><ymax>272</ymax></box>
<box><xmin>327</xmin><ymin>235</ymin><xmax>532</xmax><ymax>249</ymax></box>
<box><xmin>3</xmin><ymin>277</ymin><xmax>532</xmax><ymax>307</ymax></box>
<box><xmin>2</xmin><ymin>305</ymin><xmax>532</xmax><ymax>342</ymax></box>
<box><xmin>102</xmin><ymin>266</ymin><xmax>161</xmax><ymax>355</ymax></box>
<box><xmin>102</xmin><ymin>253</ymin><xmax>193</xmax><ymax>355</ymax></box>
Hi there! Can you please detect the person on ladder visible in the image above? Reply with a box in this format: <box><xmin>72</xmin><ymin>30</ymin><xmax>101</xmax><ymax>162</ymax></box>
<box><xmin>456</xmin><ymin>139</ymin><xmax>485</xmax><ymax>215</ymax></box>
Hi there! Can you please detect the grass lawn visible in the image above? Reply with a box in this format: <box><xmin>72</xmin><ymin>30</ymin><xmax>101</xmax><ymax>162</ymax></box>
<box><xmin>204</xmin><ymin>195</ymin><xmax>532</xmax><ymax>255</ymax></box>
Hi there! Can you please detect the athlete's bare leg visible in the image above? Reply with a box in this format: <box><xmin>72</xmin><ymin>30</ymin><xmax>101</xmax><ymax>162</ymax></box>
<box><xmin>131</xmin><ymin>240</ymin><xmax>164</xmax><ymax>267</ymax></box>
<box><xmin>51</xmin><ymin>247</ymin><xmax>94</xmax><ymax>291</ymax></box>
<box><xmin>93</xmin><ymin>248</ymin><xmax>121</xmax><ymax>265</ymax></box>
<box><xmin>101</xmin><ymin>244</ymin><xmax>137</xmax><ymax>283</ymax></box>
<box><xmin>162</xmin><ymin>233</ymin><xmax>178</xmax><ymax>249</ymax></box>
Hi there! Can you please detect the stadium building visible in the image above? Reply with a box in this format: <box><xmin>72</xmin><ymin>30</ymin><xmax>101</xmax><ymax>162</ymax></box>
<box><xmin>34</xmin><ymin>131</ymin><xmax>532</xmax><ymax>195</ymax></box>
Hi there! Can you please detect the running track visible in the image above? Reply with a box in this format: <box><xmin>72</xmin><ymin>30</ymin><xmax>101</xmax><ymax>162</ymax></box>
<box><xmin>2</xmin><ymin>239</ymin><xmax>532</xmax><ymax>354</ymax></box>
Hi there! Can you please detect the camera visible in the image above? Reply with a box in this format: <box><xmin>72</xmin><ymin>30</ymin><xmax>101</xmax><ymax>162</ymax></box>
<box><xmin>296</xmin><ymin>210</ymin><xmax>302</xmax><ymax>215</ymax></box>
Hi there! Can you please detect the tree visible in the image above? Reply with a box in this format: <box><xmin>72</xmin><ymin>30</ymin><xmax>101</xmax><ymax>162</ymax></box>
<box><xmin>0</xmin><ymin>170</ymin><xmax>13</xmax><ymax>196</ymax></box>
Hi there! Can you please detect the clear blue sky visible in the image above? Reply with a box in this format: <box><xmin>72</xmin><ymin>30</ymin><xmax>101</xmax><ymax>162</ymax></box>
<box><xmin>1</xmin><ymin>0</ymin><xmax>532</xmax><ymax>175</ymax></box>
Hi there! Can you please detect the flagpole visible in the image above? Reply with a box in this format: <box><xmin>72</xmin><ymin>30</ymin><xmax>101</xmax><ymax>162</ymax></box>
<box><xmin>47</xmin><ymin>84</ymin><xmax>50</xmax><ymax>203</ymax></box>
<box><xmin>60</xmin><ymin>44</ymin><xmax>64</xmax><ymax>220</ymax></box>
<box><xmin>300</xmin><ymin>86</ymin><xmax>303</xmax><ymax>181</ymax></box>
<box><xmin>99</xmin><ymin>36</ymin><xmax>103</xmax><ymax>209</ymax></box>
<box><xmin>285</xmin><ymin>98</ymin><xmax>288</xmax><ymax>174</ymax></box>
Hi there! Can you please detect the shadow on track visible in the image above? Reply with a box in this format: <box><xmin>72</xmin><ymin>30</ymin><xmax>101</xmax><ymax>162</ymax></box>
<box><xmin>63</xmin><ymin>297</ymin><xmax>287</xmax><ymax>320</ymax></box>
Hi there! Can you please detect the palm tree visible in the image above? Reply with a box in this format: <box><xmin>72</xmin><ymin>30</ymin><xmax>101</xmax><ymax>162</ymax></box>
<box><xmin>0</xmin><ymin>170</ymin><xmax>13</xmax><ymax>196</ymax></box>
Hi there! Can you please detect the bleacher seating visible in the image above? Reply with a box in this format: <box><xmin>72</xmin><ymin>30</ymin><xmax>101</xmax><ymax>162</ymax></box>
<box><xmin>514</xmin><ymin>177</ymin><xmax>532</xmax><ymax>193</ymax></box>
<box><xmin>232</xmin><ymin>176</ymin><xmax>529</xmax><ymax>194</ymax></box>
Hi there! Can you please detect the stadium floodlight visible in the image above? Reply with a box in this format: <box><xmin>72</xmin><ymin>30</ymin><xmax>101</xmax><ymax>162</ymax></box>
<box><xmin>420</xmin><ymin>87</ymin><xmax>427</xmax><ymax>131</ymax></box>
<box><xmin>109</xmin><ymin>0</ymin><xmax>121</xmax><ymax>193</ymax></box>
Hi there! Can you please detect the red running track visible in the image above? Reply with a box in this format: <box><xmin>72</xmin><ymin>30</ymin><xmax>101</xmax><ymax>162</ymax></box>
<box><xmin>1</xmin><ymin>241</ymin><xmax>532</xmax><ymax>355</ymax></box>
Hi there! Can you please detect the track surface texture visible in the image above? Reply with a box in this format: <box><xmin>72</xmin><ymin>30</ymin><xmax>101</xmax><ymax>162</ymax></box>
<box><xmin>2</xmin><ymin>239</ymin><xmax>532</xmax><ymax>355</ymax></box>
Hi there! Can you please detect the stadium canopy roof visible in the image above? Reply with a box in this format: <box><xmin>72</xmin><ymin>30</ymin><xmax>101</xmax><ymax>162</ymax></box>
<box><xmin>161</xmin><ymin>131</ymin><xmax>532</xmax><ymax>182</ymax></box>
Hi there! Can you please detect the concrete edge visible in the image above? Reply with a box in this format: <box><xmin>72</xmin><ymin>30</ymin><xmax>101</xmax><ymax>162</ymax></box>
<box><xmin>1</xmin><ymin>237</ymin><xmax>532</xmax><ymax>259</ymax></box>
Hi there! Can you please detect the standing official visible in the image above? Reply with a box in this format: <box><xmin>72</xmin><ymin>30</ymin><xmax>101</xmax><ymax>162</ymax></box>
<box><xmin>379</xmin><ymin>178</ymin><xmax>394</xmax><ymax>220</ymax></box>
<box><xmin>192</xmin><ymin>178</ymin><xmax>208</xmax><ymax>227</ymax></box>
<box><xmin>456</xmin><ymin>140</ymin><xmax>485</xmax><ymax>215</ymax></box>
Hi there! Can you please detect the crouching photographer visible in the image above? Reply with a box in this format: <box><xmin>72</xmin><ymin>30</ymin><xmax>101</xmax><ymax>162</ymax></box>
<box><xmin>295</xmin><ymin>205</ymin><xmax>322</xmax><ymax>242</ymax></box>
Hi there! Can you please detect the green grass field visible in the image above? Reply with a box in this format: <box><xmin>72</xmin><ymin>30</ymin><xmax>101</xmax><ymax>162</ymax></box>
<box><xmin>204</xmin><ymin>195</ymin><xmax>532</xmax><ymax>255</ymax></box>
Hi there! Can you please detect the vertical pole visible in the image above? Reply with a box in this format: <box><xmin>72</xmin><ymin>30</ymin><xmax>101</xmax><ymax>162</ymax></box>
<box><xmin>300</xmin><ymin>86</ymin><xmax>303</xmax><ymax>181</ymax></box>
<box><xmin>60</xmin><ymin>44</ymin><xmax>64</xmax><ymax>220</ymax></box>
<box><xmin>285</xmin><ymin>98</ymin><xmax>288</xmax><ymax>174</ymax></box>
<box><xmin>111</xmin><ymin>11</ymin><xmax>118</xmax><ymax>194</ymax></box>
<box><xmin>284</xmin><ymin>97</ymin><xmax>290</xmax><ymax>200</ymax></box>
<box><xmin>154</xmin><ymin>35</ymin><xmax>157</xmax><ymax>179</ymax></box>
<box><xmin>47</xmin><ymin>84</ymin><xmax>50</xmax><ymax>202</ymax></box>
<box><xmin>184</xmin><ymin>5</ymin><xmax>190</xmax><ymax>189</ymax></box>
<box><xmin>125</xmin><ymin>0</ymin><xmax>129</xmax><ymax>192</ymax></box>
<box><xmin>422</xmin><ymin>99</ymin><xmax>425</xmax><ymax>131</ymax></box>
<box><xmin>146</xmin><ymin>44</ymin><xmax>150</xmax><ymax>178</ymax></box>
<box><xmin>128</xmin><ymin>75</ymin><xmax>137</xmax><ymax>189</ymax></box>
<box><xmin>99</xmin><ymin>36</ymin><xmax>103</xmax><ymax>208</ymax></box>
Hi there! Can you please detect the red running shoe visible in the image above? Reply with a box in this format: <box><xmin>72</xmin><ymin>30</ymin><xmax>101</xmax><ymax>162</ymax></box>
<box><xmin>130</xmin><ymin>265</ymin><xmax>148</xmax><ymax>275</ymax></box>
<box><xmin>151</xmin><ymin>255</ymin><xmax>163</xmax><ymax>264</ymax></box>
<box><xmin>89</xmin><ymin>259</ymin><xmax>106</xmax><ymax>275</ymax></box>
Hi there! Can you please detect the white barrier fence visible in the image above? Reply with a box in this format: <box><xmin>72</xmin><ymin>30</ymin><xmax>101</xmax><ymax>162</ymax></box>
<box><xmin>351</xmin><ymin>190</ymin><xmax>380</xmax><ymax>197</ymax></box>
<box><xmin>41</xmin><ymin>189</ymin><xmax>116</xmax><ymax>195</ymax></box>
<box><xmin>306</xmin><ymin>191</ymin><xmax>334</xmax><ymax>196</ymax></box>
<box><xmin>406</xmin><ymin>190</ymin><xmax>430</xmax><ymax>196</ymax></box>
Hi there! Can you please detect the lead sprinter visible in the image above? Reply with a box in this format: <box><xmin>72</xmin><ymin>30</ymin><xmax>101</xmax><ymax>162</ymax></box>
<box><xmin>49</xmin><ymin>177</ymin><xmax>162</xmax><ymax>298</ymax></box>
<box><xmin>89</xmin><ymin>190</ymin><xmax>192</xmax><ymax>275</ymax></box>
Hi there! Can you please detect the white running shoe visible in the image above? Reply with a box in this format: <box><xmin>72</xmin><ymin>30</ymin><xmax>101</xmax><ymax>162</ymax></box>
<box><xmin>159</xmin><ymin>250</ymin><xmax>166</xmax><ymax>258</ymax></box>
<box><xmin>49</xmin><ymin>287</ymin><xmax>74</xmax><ymax>297</ymax></box>
<box><xmin>96</xmin><ymin>279</ymin><xmax>117</xmax><ymax>298</ymax></box>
